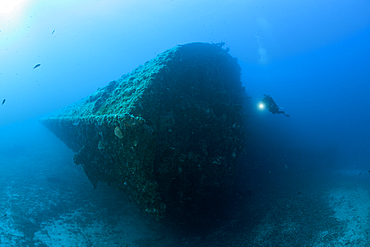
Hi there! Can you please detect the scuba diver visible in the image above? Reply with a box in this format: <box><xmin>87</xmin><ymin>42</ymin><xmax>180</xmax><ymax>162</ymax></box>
<box><xmin>260</xmin><ymin>94</ymin><xmax>290</xmax><ymax>117</ymax></box>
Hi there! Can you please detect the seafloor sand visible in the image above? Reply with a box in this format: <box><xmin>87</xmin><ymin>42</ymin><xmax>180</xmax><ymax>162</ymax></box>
<box><xmin>0</xmin><ymin>121</ymin><xmax>369</xmax><ymax>246</ymax></box>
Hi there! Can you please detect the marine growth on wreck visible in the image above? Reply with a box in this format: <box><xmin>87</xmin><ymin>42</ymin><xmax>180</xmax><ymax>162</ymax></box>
<box><xmin>40</xmin><ymin>42</ymin><xmax>246</xmax><ymax>223</ymax></box>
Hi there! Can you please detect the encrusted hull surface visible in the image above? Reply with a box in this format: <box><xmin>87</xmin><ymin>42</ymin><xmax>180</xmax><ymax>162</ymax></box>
<box><xmin>41</xmin><ymin>42</ymin><xmax>245</xmax><ymax>222</ymax></box>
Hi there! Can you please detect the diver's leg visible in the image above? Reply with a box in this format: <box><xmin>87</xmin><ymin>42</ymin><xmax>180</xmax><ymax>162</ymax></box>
<box><xmin>277</xmin><ymin>110</ymin><xmax>290</xmax><ymax>117</ymax></box>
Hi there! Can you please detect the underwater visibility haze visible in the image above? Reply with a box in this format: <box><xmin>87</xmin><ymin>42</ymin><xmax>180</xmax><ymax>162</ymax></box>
<box><xmin>0</xmin><ymin>0</ymin><xmax>370</xmax><ymax>246</ymax></box>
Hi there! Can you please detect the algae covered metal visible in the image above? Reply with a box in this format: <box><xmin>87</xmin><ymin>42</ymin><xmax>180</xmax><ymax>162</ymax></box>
<box><xmin>40</xmin><ymin>42</ymin><xmax>245</xmax><ymax>221</ymax></box>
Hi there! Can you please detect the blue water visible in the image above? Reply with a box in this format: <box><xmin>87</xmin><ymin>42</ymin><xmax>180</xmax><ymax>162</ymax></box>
<box><xmin>1</xmin><ymin>1</ymin><xmax>370</xmax><ymax>246</ymax></box>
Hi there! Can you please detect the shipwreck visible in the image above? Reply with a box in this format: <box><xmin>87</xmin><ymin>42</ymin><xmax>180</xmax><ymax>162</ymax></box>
<box><xmin>41</xmin><ymin>42</ymin><xmax>246</xmax><ymax>223</ymax></box>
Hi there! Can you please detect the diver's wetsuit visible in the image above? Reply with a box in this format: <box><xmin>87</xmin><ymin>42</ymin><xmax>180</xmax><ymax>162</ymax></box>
<box><xmin>261</xmin><ymin>94</ymin><xmax>290</xmax><ymax>117</ymax></box>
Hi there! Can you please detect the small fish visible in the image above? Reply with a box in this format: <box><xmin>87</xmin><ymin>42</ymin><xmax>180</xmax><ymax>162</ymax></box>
<box><xmin>2</xmin><ymin>99</ymin><xmax>5</xmax><ymax>105</ymax></box>
<box><xmin>33</xmin><ymin>64</ymin><xmax>41</xmax><ymax>69</ymax></box>
<box><xmin>52</xmin><ymin>30</ymin><xmax>55</xmax><ymax>35</ymax></box>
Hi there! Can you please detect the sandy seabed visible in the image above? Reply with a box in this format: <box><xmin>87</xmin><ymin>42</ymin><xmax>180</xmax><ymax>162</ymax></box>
<box><xmin>0</xmin><ymin>122</ymin><xmax>369</xmax><ymax>246</ymax></box>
